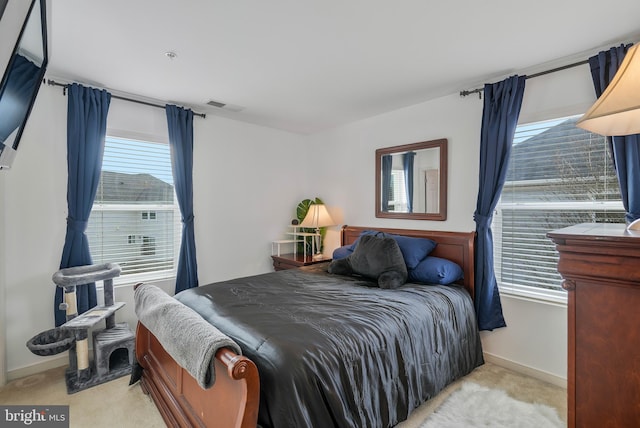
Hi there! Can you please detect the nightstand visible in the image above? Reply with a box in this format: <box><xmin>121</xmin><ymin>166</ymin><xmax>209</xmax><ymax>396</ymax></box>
<box><xmin>271</xmin><ymin>254</ymin><xmax>331</xmax><ymax>271</ymax></box>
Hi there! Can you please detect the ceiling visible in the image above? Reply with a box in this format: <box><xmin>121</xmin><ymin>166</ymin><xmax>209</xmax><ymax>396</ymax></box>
<box><xmin>46</xmin><ymin>0</ymin><xmax>640</xmax><ymax>135</ymax></box>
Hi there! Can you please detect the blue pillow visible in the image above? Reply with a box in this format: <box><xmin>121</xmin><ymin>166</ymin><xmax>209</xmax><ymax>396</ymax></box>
<box><xmin>408</xmin><ymin>256</ymin><xmax>463</xmax><ymax>285</ymax></box>
<box><xmin>332</xmin><ymin>245</ymin><xmax>353</xmax><ymax>260</ymax></box>
<box><xmin>386</xmin><ymin>233</ymin><xmax>437</xmax><ymax>269</ymax></box>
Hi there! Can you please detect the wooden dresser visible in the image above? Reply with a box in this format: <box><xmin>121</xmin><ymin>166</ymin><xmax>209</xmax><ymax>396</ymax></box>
<box><xmin>547</xmin><ymin>223</ymin><xmax>640</xmax><ymax>427</ymax></box>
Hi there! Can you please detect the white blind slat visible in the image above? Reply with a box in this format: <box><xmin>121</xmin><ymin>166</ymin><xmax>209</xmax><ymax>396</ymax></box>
<box><xmin>494</xmin><ymin>115</ymin><xmax>625</xmax><ymax>296</ymax></box>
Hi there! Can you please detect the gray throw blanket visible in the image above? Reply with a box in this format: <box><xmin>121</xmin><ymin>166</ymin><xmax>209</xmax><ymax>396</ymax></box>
<box><xmin>134</xmin><ymin>283</ymin><xmax>241</xmax><ymax>389</ymax></box>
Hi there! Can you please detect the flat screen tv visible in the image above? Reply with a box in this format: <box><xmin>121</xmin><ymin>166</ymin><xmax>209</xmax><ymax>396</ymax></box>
<box><xmin>0</xmin><ymin>1</ymin><xmax>8</xmax><ymax>21</ymax></box>
<box><xmin>0</xmin><ymin>0</ymin><xmax>48</xmax><ymax>170</ymax></box>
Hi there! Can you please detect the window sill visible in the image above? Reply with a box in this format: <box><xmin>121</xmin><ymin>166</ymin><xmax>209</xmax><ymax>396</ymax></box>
<box><xmin>95</xmin><ymin>270</ymin><xmax>176</xmax><ymax>290</ymax></box>
<box><xmin>498</xmin><ymin>285</ymin><xmax>567</xmax><ymax>307</ymax></box>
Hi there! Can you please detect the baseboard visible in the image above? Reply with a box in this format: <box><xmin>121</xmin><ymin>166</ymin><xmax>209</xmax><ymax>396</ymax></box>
<box><xmin>483</xmin><ymin>352</ymin><xmax>567</xmax><ymax>389</ymax></box>
<box><xmin>7</xmin><ymin>353</ymin><xmax>69</xmax><ymax>382</ymax></box>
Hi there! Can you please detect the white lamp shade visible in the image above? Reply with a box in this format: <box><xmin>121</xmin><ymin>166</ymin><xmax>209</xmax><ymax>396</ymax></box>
<box><xmin>300</xmin><ymin>204</ymin><xmax>334</xmax><ymax>228</ymax></box>
<box><xmin>576</xmin><ymin>44</ymin><xmax>640</xmax><ymax>136</ymax></box>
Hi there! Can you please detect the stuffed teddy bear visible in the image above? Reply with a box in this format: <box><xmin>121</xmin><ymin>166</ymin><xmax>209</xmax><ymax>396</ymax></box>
<box><xmin>328</xmin><ymin>234</ymin><xmax>407</xmax><ymax>289</ymax></box>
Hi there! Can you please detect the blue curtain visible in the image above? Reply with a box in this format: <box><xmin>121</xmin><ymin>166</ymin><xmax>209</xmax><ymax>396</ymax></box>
<box><xmin>381</xmin><ymin>154</ymin><xmax>392</xmax><ymax>211</ymax></box>
<box><xmin>166</xmin><ymin>104</ymin><xmax>199</xmax><ymax>293</ymax></box>
<box><xmin>55</xmin><ymin>84</ymin><xmax>111</xmax><ymax>326</ymax></box>
<box><xmin>588</xmin><ymin>44</ymin><xmax>640</xmax><ymax>224</ymax></box>
<box><xmin>403</xmin><ymin>152</ymin><xmax>416</xmax><ymax>212</ymax></box>
<box><xmin>474</xmin><ymin>75</ymin><xmax>526</xmax><ymax>331</ymax></box>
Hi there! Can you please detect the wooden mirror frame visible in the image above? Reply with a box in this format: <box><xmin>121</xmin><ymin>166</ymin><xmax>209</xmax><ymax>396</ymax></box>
<box><xmin>375</xmin><ymin>139</ymin><xmax>447</xmax><ymax>220</ymax></box>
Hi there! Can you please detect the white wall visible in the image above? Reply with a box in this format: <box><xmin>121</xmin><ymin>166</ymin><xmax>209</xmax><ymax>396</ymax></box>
<box><xmin>2</xmin><ymin>84</ymin><xmax>67</xmax><ymax>378</ymax></box>
<box><xmin>1</xmin><ymin>83</ymin><xmax>308</xmax><ymax>378</ymax></box>
<box><xmin>192</xmin><ymin>114</ymin><xmax>310</xmax><ymax>283</ymax></box>
<box><xmin>0</xmin><ymin>163</ymin><xmax>5</xmax><ymax>386</ymax></box>
<box><xmin>307</xmin><ymin>90</ymin><xmax>481</xmax><ymax>253</ymax></box>
<box><xmin>308</xmin><ymin>64</ymin><xmax>598</xmax><ymax>386</ymax></box>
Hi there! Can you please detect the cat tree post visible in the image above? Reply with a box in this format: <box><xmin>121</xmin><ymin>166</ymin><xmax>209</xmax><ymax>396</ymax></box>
<box><xmin>103</xmin><ymin>277</ymin><xmax>115</xmax><ymax>330</ymax></box>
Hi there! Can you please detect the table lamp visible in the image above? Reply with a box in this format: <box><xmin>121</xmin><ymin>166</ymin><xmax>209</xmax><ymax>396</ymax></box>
<box><xmin>300</xmin><ymin>204</ymin><xmax>335</xmax><ymax>260</ymax></box>
<box><xmin>576</xmin><ymin>44</ymin><xmax>640</xmax><ymax>136</ymax></box>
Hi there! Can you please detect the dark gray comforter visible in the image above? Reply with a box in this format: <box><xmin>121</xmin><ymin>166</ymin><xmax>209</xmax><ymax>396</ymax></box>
<box><xmin>175</xmin><ymin>263</ymin><xmax>483</xmax><ymax>428</ymax></box>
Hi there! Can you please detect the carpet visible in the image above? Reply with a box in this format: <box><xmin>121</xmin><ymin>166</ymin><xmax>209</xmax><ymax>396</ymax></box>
<box><xmin>420</xmin><ymin>382</ymin><xmax>564</xmax><ymax>428</ymax></box>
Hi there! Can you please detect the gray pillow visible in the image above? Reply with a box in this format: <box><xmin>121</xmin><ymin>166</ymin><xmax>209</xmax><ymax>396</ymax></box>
<box><xmin>328</xmin><ymin>234</ymin><xmax>407</xmax><ymax>289</ymax></box>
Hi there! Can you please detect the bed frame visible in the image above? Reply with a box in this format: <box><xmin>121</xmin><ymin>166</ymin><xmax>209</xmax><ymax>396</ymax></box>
<box><xmin>135</xmin><ymin>225</ymin><xmax>476</xmax><ymax>427</ymax></box>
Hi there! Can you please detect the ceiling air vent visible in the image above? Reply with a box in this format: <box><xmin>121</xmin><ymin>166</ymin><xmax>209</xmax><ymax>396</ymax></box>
<box><xmin>206</xmin><ymin>100</ymin><xmax>226</xmax><ymax>108</ymax></box>
<box><xmin>205</xmin><ymin>99</ymin><xmax>244</xmax><ymax>112</ymax></box>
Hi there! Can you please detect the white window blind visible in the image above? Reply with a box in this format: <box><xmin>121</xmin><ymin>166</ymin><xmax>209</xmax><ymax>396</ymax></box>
<box><xmin>388</xmin><ymin>170</ymin><xmax>408</xmax><ymax>212</ymax></box>
<box><xmin>493</xmin><ymin>115</ymin><xmax>625</xmax><ymax>301</ymax></box>
<box><xmin>87</xmin><ymin>136</ymin><xmax>180</xmax><ymax>281</ymax></box>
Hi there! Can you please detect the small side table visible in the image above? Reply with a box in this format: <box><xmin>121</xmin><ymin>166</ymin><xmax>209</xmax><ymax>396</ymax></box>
<box><xmin>271</xmin><ymin>254</ymin><xmax>331</xmax><ymax>271</ymax></box>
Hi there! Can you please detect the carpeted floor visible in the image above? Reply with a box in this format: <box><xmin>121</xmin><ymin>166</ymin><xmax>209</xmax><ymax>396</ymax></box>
<box><xmin>0</xmin><ymin>362</ymin><xmax>566</xmax><ymax>427</ymax></box>
<box><xmin>398</xmin><ymin>362</ymin><xmax>567</xmax><ymax>428</ymax></box>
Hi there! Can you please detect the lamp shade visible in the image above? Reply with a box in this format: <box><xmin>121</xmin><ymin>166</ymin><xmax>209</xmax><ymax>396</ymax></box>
<box><xmin>576</xmin><ymin>44</ymin><xmax>640</xmax><ymax>136</ymax></box>
<box><xmin>300</xmin><ymin>204</ymin><xmax>334</xmax><ymax>228</ymax></box>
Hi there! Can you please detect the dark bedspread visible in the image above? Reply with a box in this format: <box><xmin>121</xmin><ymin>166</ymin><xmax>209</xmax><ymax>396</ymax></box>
<box><xmin>175</xmin><ymin>263</ymin><xmax>483</xmax><ymax>428</ymax></box>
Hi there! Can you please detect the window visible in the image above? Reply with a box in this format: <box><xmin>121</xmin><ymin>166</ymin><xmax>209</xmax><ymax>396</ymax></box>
<box><xmin>493</xmin><ymin>115</ymin><xmax>625</xmax><ymax>302</ymax></box>
<box><xmin>388</xmin><ymin>170</ymin><xmax>408</xmax><ymax>212</ymax></box>
<box><xmin>141</xmin><ymin>211</ymin><xmax>157</xmax><ymax>220</ymax></box>
<box><xmin>86</xmin><ymin>136</ymin><xmax>180</xmax><ymax>281</ymax></box>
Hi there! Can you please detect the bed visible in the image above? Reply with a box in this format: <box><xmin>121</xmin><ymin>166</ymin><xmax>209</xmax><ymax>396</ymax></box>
<box><xmin>134</xmin><ymin>225</ymin><xmax>483</xmax><ymax>427</ymax></box>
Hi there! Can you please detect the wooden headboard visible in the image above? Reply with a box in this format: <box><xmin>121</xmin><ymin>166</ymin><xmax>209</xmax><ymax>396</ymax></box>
<box><xmin>340</xmin><ymin>225</ymin><xmax>476</xmax><ymax>298</ymax></box>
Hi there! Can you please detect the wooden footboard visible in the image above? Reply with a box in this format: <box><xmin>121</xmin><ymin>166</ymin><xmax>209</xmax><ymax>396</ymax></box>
<box><xmin>135</xmin><ymin>322</ymin><xmax>260</xmax><ymax>428</ymax></box>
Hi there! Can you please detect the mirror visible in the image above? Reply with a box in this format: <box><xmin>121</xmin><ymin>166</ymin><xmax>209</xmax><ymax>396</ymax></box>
<box><xmin>0</xmin><ymin>0</ymin><xmax>48</xmax><ymax>169</ymax></box>
<box><xmin>375</xmin><ymin>139</ymin><xmax>447</xmax><ymax>220</ymax></box>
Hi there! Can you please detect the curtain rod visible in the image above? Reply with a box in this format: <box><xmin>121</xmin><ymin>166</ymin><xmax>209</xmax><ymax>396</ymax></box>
<box><xmin>459</xmin><ymin>58</ymin><xmax>590</xmax><ymax>98</ymax></box>
<box><xmin>45</xmin><ymin>79</ymin><xmax>207</xmax><ymax>118</ymax></box>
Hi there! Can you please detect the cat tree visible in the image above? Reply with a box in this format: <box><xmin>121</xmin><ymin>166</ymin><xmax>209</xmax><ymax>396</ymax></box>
<box><xmin>27</xmin><ymin>263</ymin><xmax>135</xmax><ymax>394</ymax></box>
